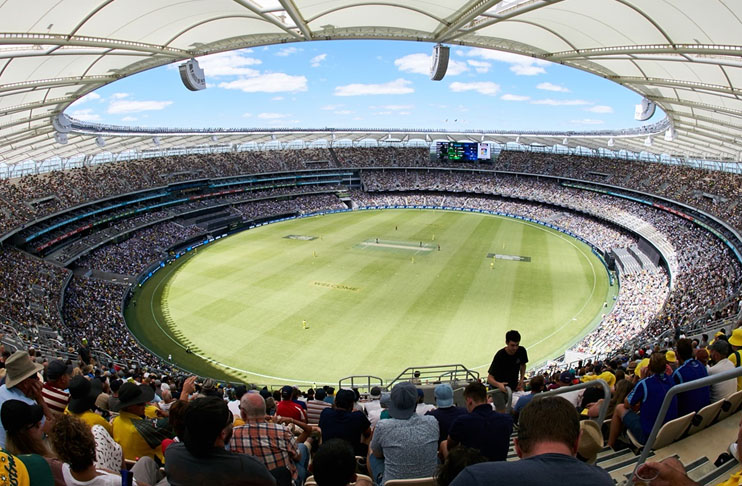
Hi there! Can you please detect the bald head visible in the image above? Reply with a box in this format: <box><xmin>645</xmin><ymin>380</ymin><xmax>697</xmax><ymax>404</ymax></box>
<box><xmin>240</xmin><ymin>392</ymin><xmax>266</xmax><ymax>420</ymax></box>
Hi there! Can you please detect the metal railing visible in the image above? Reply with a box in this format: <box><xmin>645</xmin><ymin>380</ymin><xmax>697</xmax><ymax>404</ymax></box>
<box><xmin>386</xmin><ymin>364</ymin><xmax>479</xmax><ymax>390</ymax></box>
<box><xmin>537</xmin><ymin>379</ymin><xmax>612</xmax><ymax>425</ymax></box>
<box><xmin>338</xmin><ymin>375</ymin><xmax>384</xmax><ymax>392</ymax></box>
<box><xmin>635</xmin><ymin>366</ymin><xmax>742</xmax><ymax>470</ymax></box>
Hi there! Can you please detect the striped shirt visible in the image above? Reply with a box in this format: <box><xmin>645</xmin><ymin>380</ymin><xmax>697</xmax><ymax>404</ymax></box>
<box><xmin>41</xmin><ymin>383</ymin><xmax>69</xmax><ymax>414</ymax></box>
<box><xmin>229</xmin><ymin>421</ymin><xmax>299</xmax><ymax>479</ymax></box>
<box><xmin>306</xmin><ymin>399</ymin><xmax>331</xmax><ymax>424</ymax></box>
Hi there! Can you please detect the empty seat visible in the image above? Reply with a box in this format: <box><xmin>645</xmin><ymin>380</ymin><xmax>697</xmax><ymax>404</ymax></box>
<box><xmin>687</xmin><ymin>399</ymin><xmax>725</xmax><ymax>436</ymax></box>
<box><xmin>718</xmin><ymin>390</ymin><xmax>742</xmax><ymax>422</ymax></box>
<box><xmin>626</xmin><ymin>412</ymin><xmax>694</xmax><ymax>450</ymax></box>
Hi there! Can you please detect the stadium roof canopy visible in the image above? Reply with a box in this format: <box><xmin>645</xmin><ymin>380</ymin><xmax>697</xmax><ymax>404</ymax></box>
<box><xmin>1</xmin><ymin>0</ymin><xmax>741</xmax><ymax>171</ymax></box>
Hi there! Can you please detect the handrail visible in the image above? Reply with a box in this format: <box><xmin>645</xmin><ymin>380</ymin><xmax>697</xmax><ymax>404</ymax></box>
<box><xmin>338</xmin><ymin>375</ymin><xmax>384</xmax><ymax>392</ymax></box>
<box><xmin>635</xmin><ymin>366</ymin><xmax>742</xmax><ymax>471</ymax></box>
<box><xmin>386</xmin><ymin>364</ymin><xmax>479</xmax><ymax>389</ymax></box>
<box><xmin>537</xmin><ymin>379</ymin><xmax>612</xmax><ymax>425</ymax></box>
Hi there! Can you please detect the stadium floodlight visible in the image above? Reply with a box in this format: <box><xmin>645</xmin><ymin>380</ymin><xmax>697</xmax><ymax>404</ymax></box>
<box><xmin>664</xmin><ymin>126</ymin><xmax>677</xmax><ymax>141</ymax></box>
<box><xmin>54</xmin><ymin>132</ymin><xmax>68</xmax><ymax>145</ymax></box>
<box><xmin>430</xmin><ymin>44</ymin><xmax>450</xmax><ymax>81</ymax></box>
<box><xmin>607</xmin><ymin>137</ymin><xmax>614</xmax><ymax>147</ymax></box>
<box><xmin>95</xmin><ymin>136</ymin><xmax>105</xmax><ymax>148</ymax></box>
<box><xmin>179</xmin><ymin>58</ymin><xmax>206</xmax><ymax>91</ymax></box>
<box><xmin>634</xmin><ymin>97</ymin><xmax>656</xmax><ymax>121</ymax></box>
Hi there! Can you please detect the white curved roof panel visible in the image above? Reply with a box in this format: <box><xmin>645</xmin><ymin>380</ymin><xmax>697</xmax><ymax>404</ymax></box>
<box><xmin>0</xmin><ymin>0</ymin><xmax>741</xmax><ymax>167</ymax></box>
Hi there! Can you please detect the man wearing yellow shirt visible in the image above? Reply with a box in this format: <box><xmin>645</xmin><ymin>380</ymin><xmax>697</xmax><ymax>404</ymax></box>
<box><xmin>728</xmin><ymin>328</ymin><xmax>742</xmax><ymax>391</ymax></box>
<box><xmin>112</xmin><ymin>382</ymin><xmax>169</xmax><ymax>462</ymax></box>
<box><xmin>66</xmin><ymin>375</ymin><xmax>112</xmax><ymax>435</ymax></box>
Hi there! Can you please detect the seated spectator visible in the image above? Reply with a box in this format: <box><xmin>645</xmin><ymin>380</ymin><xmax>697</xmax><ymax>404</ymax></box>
<box><xmin>449</xmin><ymin>396</ymin><xmax>613</xmax><ymax>486</ymax></box>
<box><xmin>584</xmin><ymin>379</ymin><xmax>633</xmax><ymax>420</ymax></box>
<box><xmin>42</xmin><ymin>359</ymin><xmax>73</xmax><ymax>414</ymax></box>
<box><xmin>112</xmin><ymin>382</ymin><xmax>169</xmax><ymax>462</ymax></box>
<box><xmin>165</xmin><ymin>396</ymin><xmax>276</xmax><ymax>486</ymax></box>
<box><xmin>369</xmin><ymin>382</ymin><xmax>439</xmax><ymax>485</ymax></box>
<box><xmin>415</xmin><ymin>389</ymin><xmax>435</xmax><ymax>415</ymax></box>
<box><xmin>1</xmin><ymin>399</ymin><xmax>65</xmax><ymax>485</ymax></box>
<box><xmin>276</xmin><ymin>386</ymin><xmax>307</xmax><ymax>423</ymax></box>
<box><xmin>672</xmin><ymin>338</ymin><xmax>710</xmax><ymax>415</ymax></box>
<box><xmin>318</xmin><ymin>389</ymin><xmax>371</xmax><ymax>457</ymax></box>
<box><xmin>311</xmin><ymin>439</ymin><xmax>372</xmax><ymax>486</ymax></box>
<box><xmin>729</xmin><ymin>328</ymin><xmax>742</xmax><ymax>391</ymax></box>
<box><xmin>230</xmin><ymin>392</ymin><xmax>311</xmax><ymax>485</ymax></box>
<box><xmin>442</xmin><ymin>382</ymin><xmax>513</xmax><ymax>462</ymax></box>
<box><xmin>50</xmin><ymin>414</ymin><xmax>161</xmax><ymax>486</ymax></box>
<box><xmin>425</xmin><ymin>384</ymin><xmax>466</xmax><ymax>443</ymax></box>
<box><xmin>709</xmin><ymin>340</ymin><xmax>737</xmax><ymax>402</ymax></box>
<box><xmin>608</xmin><ymin>353</ymin><xmax>678</xmax><ymax>448</ymax></box>
<box><xmin>435</xmin><ymin>446</ymin><xmax>487</xmax><ymax>486</ymax></box>
<box><xmin>66</xmin><ymin>376</ymin><xmax>112</xmax><ymax>435</ymax></box>
<box><xmin>362</xmin><ymin>387</ymin><xmax>383</xmax><ymax>428</ymax></box>
<box><xmin>306</xmin><ymin>388</ymin><xmax>331</xmax><ymax>424</ymax></box>
<box><xmin>554</xmin><ymin>372</ymin><xmax>582</xmax><ymax>408</ymax></box>
<box><xmin>513</xmin><ymin>375</ymin><xmax>545</xmax><ymax>421</ymax></box>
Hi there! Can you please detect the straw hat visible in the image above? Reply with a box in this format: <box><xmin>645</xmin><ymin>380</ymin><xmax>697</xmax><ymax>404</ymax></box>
<box><xmin>4</xmin><ymin>351</ymin><xmax>44</xmax><ymax>388</ymax></box>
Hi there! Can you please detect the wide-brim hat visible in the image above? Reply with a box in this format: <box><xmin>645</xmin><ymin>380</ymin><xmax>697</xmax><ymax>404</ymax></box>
<box><xmin>577</xmin><ymin>420</ymin><xmax>603</xmax><ymax>464</ymax></box>
<box><xmin>4</xmin><ymin>351</ymin><xmax>44</xmax><ymax>389</ymax></box>
<box><xmin>68</xmin><ymin>376</ymin><xmax>103</xmax><ymax>414</ymax></box>
<box><xmin>729</xmin><ymin>328</ymin><xmax>742</xmax><ymax>347</ymax></box>
<box><xmin>112</xmin><ymin>382</ymin><xmax>155</xmax><ymax>412</ymax></box>
<box><xmin>389</xmin><ymin>382</ymin><xmax>417</xmax><ymax>419</ymax></box>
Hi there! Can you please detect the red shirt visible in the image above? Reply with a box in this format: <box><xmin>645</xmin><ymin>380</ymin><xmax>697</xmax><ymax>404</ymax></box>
<box><xmin>275</xmin><ymin>400</ymin><xmax>307</xmax><ymax>423</ymax></box>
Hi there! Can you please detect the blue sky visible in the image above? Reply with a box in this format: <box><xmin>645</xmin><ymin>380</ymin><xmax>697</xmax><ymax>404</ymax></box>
<box><xmin>67</xmin><ymin>40</ymin><xmax>658</xmax><ymax>132</ymax></box>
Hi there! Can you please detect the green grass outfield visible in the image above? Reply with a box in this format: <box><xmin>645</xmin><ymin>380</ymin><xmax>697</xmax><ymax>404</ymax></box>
<box><xmin>125</xmin><ymin>209</ymin><xmax>617</xmax><ymax>384</ymax></box>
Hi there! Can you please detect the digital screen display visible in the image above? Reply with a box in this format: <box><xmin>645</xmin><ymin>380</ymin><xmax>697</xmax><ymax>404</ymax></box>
<box><xmin>436</xmin><ymin>142</ymin><xmax>491</xmax><ymax>161</ymax></box>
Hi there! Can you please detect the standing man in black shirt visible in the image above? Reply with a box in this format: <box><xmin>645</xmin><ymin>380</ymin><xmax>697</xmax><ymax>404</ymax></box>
<box><xmin>487</xmin><ymin>330</ymin><xmax>528</xmax><ymax>412</ymax></box>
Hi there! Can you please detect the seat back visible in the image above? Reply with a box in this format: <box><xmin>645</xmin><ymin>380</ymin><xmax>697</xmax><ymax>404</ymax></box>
<box><xmin>384</xmin><ymin>477</ymin><xmax>437</xmax><ymax>486</ymax></box>
<box><xmin>652</xmin><ymin>412</ymin><xmax>694</xmax><ymax>449</ymax></box>
<box><xmin>718</xmin><ymin>390</ymin><xmax>742</xmax><ymax>422</ymax></box>
<box><xmin>687</xmin><ymin>399</ymin><xmax>725</xmax><ymax>435</ymax></box>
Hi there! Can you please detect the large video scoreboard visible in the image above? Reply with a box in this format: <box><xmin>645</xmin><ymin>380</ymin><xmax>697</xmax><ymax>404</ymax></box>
<box><xmin>436</xmin><ymin>142</ymin><xmax>491</xmax><ymax>162</ymax></box>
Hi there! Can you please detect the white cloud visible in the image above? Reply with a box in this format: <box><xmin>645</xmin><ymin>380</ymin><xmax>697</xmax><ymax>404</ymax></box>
<box><xmin>586</xmin><ymin>105</ymin><xmax>614</xmax><ymax>114</ymax></box>
<box><xmin>70</xmin><ymin>92</ymin><xmax>102</xmax><ymax>107</ymax></box>
<box><xmin>107</xmin><ymin>99</ymin><xmax>173</xmax><ymax>114</ymax></box>
<box><xmin>258</xmin><ymin>112</ymin><xmax>290</xmax><ymax>119</ymax></box>
<box><xmin>394</xmin><ymin>53</ymin><xmax>468</xmax><ymax>76</ymax></box>
<box><xmin>571</xmin><ymin>118</ymin><xmax>605</xmax><ymax>125</ymax></box>
<box><xmin>218</xmin><ymin>73</ymin><xmax>308</xmax><ymax>93</ymax></box>
<box><xmin>111</xmin><ymin>93</ymin><xmax>129</xmax><ymax>99</ymax></box>
<box><xmin>370</xmin><ymin>104</ymin><xmax>413</xmax><ymax>111</ymax></box>
<box><xmin>334</xmin><ymin>78</ymin><xmax>414</xmax><ymax>96</ymax></box>
<box><xmin>321</xmin><ymin>104</ymin><xmax>343</xmax><ymax>111</ymax></box>
<box><xmin>68</xmin><ymin>109</ymin><xmax>100</xmax><ymax>121</ymax></box>
<box><xmin>272</xmin><ymin>96</ymin><xmax>284</xmax><ymax>101</ymax></box>
<box><xmin>467</xmin><ymin>59</ymin><xmax>491</xmax><ymax>73</ymax></box>
<box><xmin>121</xmin><ymin>116</ymin><xmax>137</xmax><ymax>122</ymax></box>
<box><xmin>276</xmin><ymin>47</ymin><xmax>301</xmax><ymax>56</ymax></box>
<box><xmin>537</xmin><ymin>82</ymin><xmax>569</xmax><ymax>93</ymax></box>
<box><xmin>500</xmin><ymin>94</ymin><xmax>530</xmax><ymax>101</ymax></box>
<box><xmin>310</xmin><ymin>54</ymin><xmax>327</xmax><ymax>67</ymax></box>
<box><xmin>334</xmin><ymin>110</ymin><xmax>353</xmax><ymax>115</ymax></box>
<box><xmin>460</xmin><ymin>48</ymin><xmax>549</xmax><ymax>76</ymax></box>
<box><xmin>195</xmin><ymin>51</ymin><xmax>261</xmax><ymax>77</ymax></box>
<box><xmin>531</xmin><ymin>98</ymin><xmax>591</xmax><ymax>106</ymax></box>
<box><xmin>242</xmin><ymin>113</ymin><xmax>252</xmax><ymax>118</ymax></box>
<box><xmin>449</xmin><ymin>81</ymin><xmax>500</xmax><ymax>96</ymax></box>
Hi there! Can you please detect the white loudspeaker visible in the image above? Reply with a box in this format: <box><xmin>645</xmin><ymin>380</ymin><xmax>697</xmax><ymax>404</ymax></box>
<box><xmin>95</xmin><ymin>136</ymin><xmax>105</xmax><ymax>148</ymax></box>
<box><xmin>664</xmin><ymin>126</ymin><xmax>676</xmax><ymax>141</ymax></box>
<box><xmin>634</xmin><ymin>98</ymin><xmax>656</xmax><ymax>121</ymax></box>
<box><xmin>153</xmin><ymin>136</ymin><xmax>161</xmax><ymax>146</ymax></box>
<box><xmin>179</xmin><ymin>59</ymin><xmax>206</xmax><ymax>91</ymax></box>
<box><xmin>430</xmin><ymin>44</ymin><xmax>450</xmax><ymax>81</ymax></box>
<box><xmin>54</xmin><ymin>132</ymin><xmax>68</xmax><ymax>144</ymax></box>
<box><xmin>644</xmin><ymin>136</ymin><xmax>653</xmax><ymax>146</ymax></box>
<box><xmin>607</xmin><ymin>138</ymin><xmax>614</xmax><ymax>147</ymax></box>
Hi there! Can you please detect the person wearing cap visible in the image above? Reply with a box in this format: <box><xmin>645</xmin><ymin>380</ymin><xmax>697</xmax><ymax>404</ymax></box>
<box><xmin>1</xmin><ymin>399</ymin><xmax>65</xmax><ymax>485</ymax></box>
<box><xmin>607</xmin><ymin>353</ymin><xmax>678</xmax><ymax>449</ymax></box>
<box><xmin>167</xmin><ymin>396</ymin><xmax>275</xmax><ymax>486</ymax></box>
<box><xmin>425</xmin><ymin>384</ymin><xmax>466</xmax><ymax>443</ymax></box>
<box><xmin>230</xmin><ymin>392</ymin><xmax>312</xmax><ymax>484</ymax></box>
<box><xmin>0</xmin><ymin>351</ymin><xmax>53</xmax><ymax>449</ymax></box>
<box><xmin>708</xmin><ymin>339</ymin><xmax>736</xmax><ymax>403</ymax></box>
<box><xmin>362</xmin><ymin>386</ymin><xmax>383</xmax><ymax>428</ymax></box>
<box><xmin>41</xmin><ymin>359</ymin><xmax>73</xmax><ymax>415</ymax></box>
<box><xmin>276</xmin><ymin>386</ymin><xmax>307</xmax><ymax>423</ymax></box>
<box><xmin>553</xmin><ymin>371</ymin><xmax>582</xmax><ymax>408</ymax></box>
<box><xmin>318</xmin><ymin>389</ymin><xmax>371</xmax><ymax>457</ymax></box>
<box><xmin>486</xmin><ymin>330</ymin><xmax>528</xmax><ymax>412</ymax></box>
<box><xmin>368</xmin><ymin>382</ymin><xmax>439</xmax><ymax>485</ymax></box>
<box><xmin>66</xmin><ymin>375</ymin><xmax>112</xmax><ymax>435</ymax></box>
<box><xmin>671</xmin><ymin>338</ymin><xmax>710</xmax><ymax>416</ymax></box>
<box><xmin>450</xmin><ymin>396</ymin><xmax>612</xmax><ymax>486</ymax></box>
<box><xmin>442</xmin><ymin>381</ymin><xmax>513</xmax><ymax>462</ymax></box>
<box><xmin>512</xmin><ymin>375</ymin><xmax>545</xmax><ymax>421</ymax></box>
<box><xmin>727</xmin><ymin>327</ymin><xmax>742</xmax><ymax>391</ymax></box>
<box><xmin>112</xmin><ymin>381</ymin><xmax>169</xmax><ymax>462</ymax></box>
<box><xmin>306</xmin><ymin>388</ymin><xmax>331</xmax><ymax>424</ymax></box>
